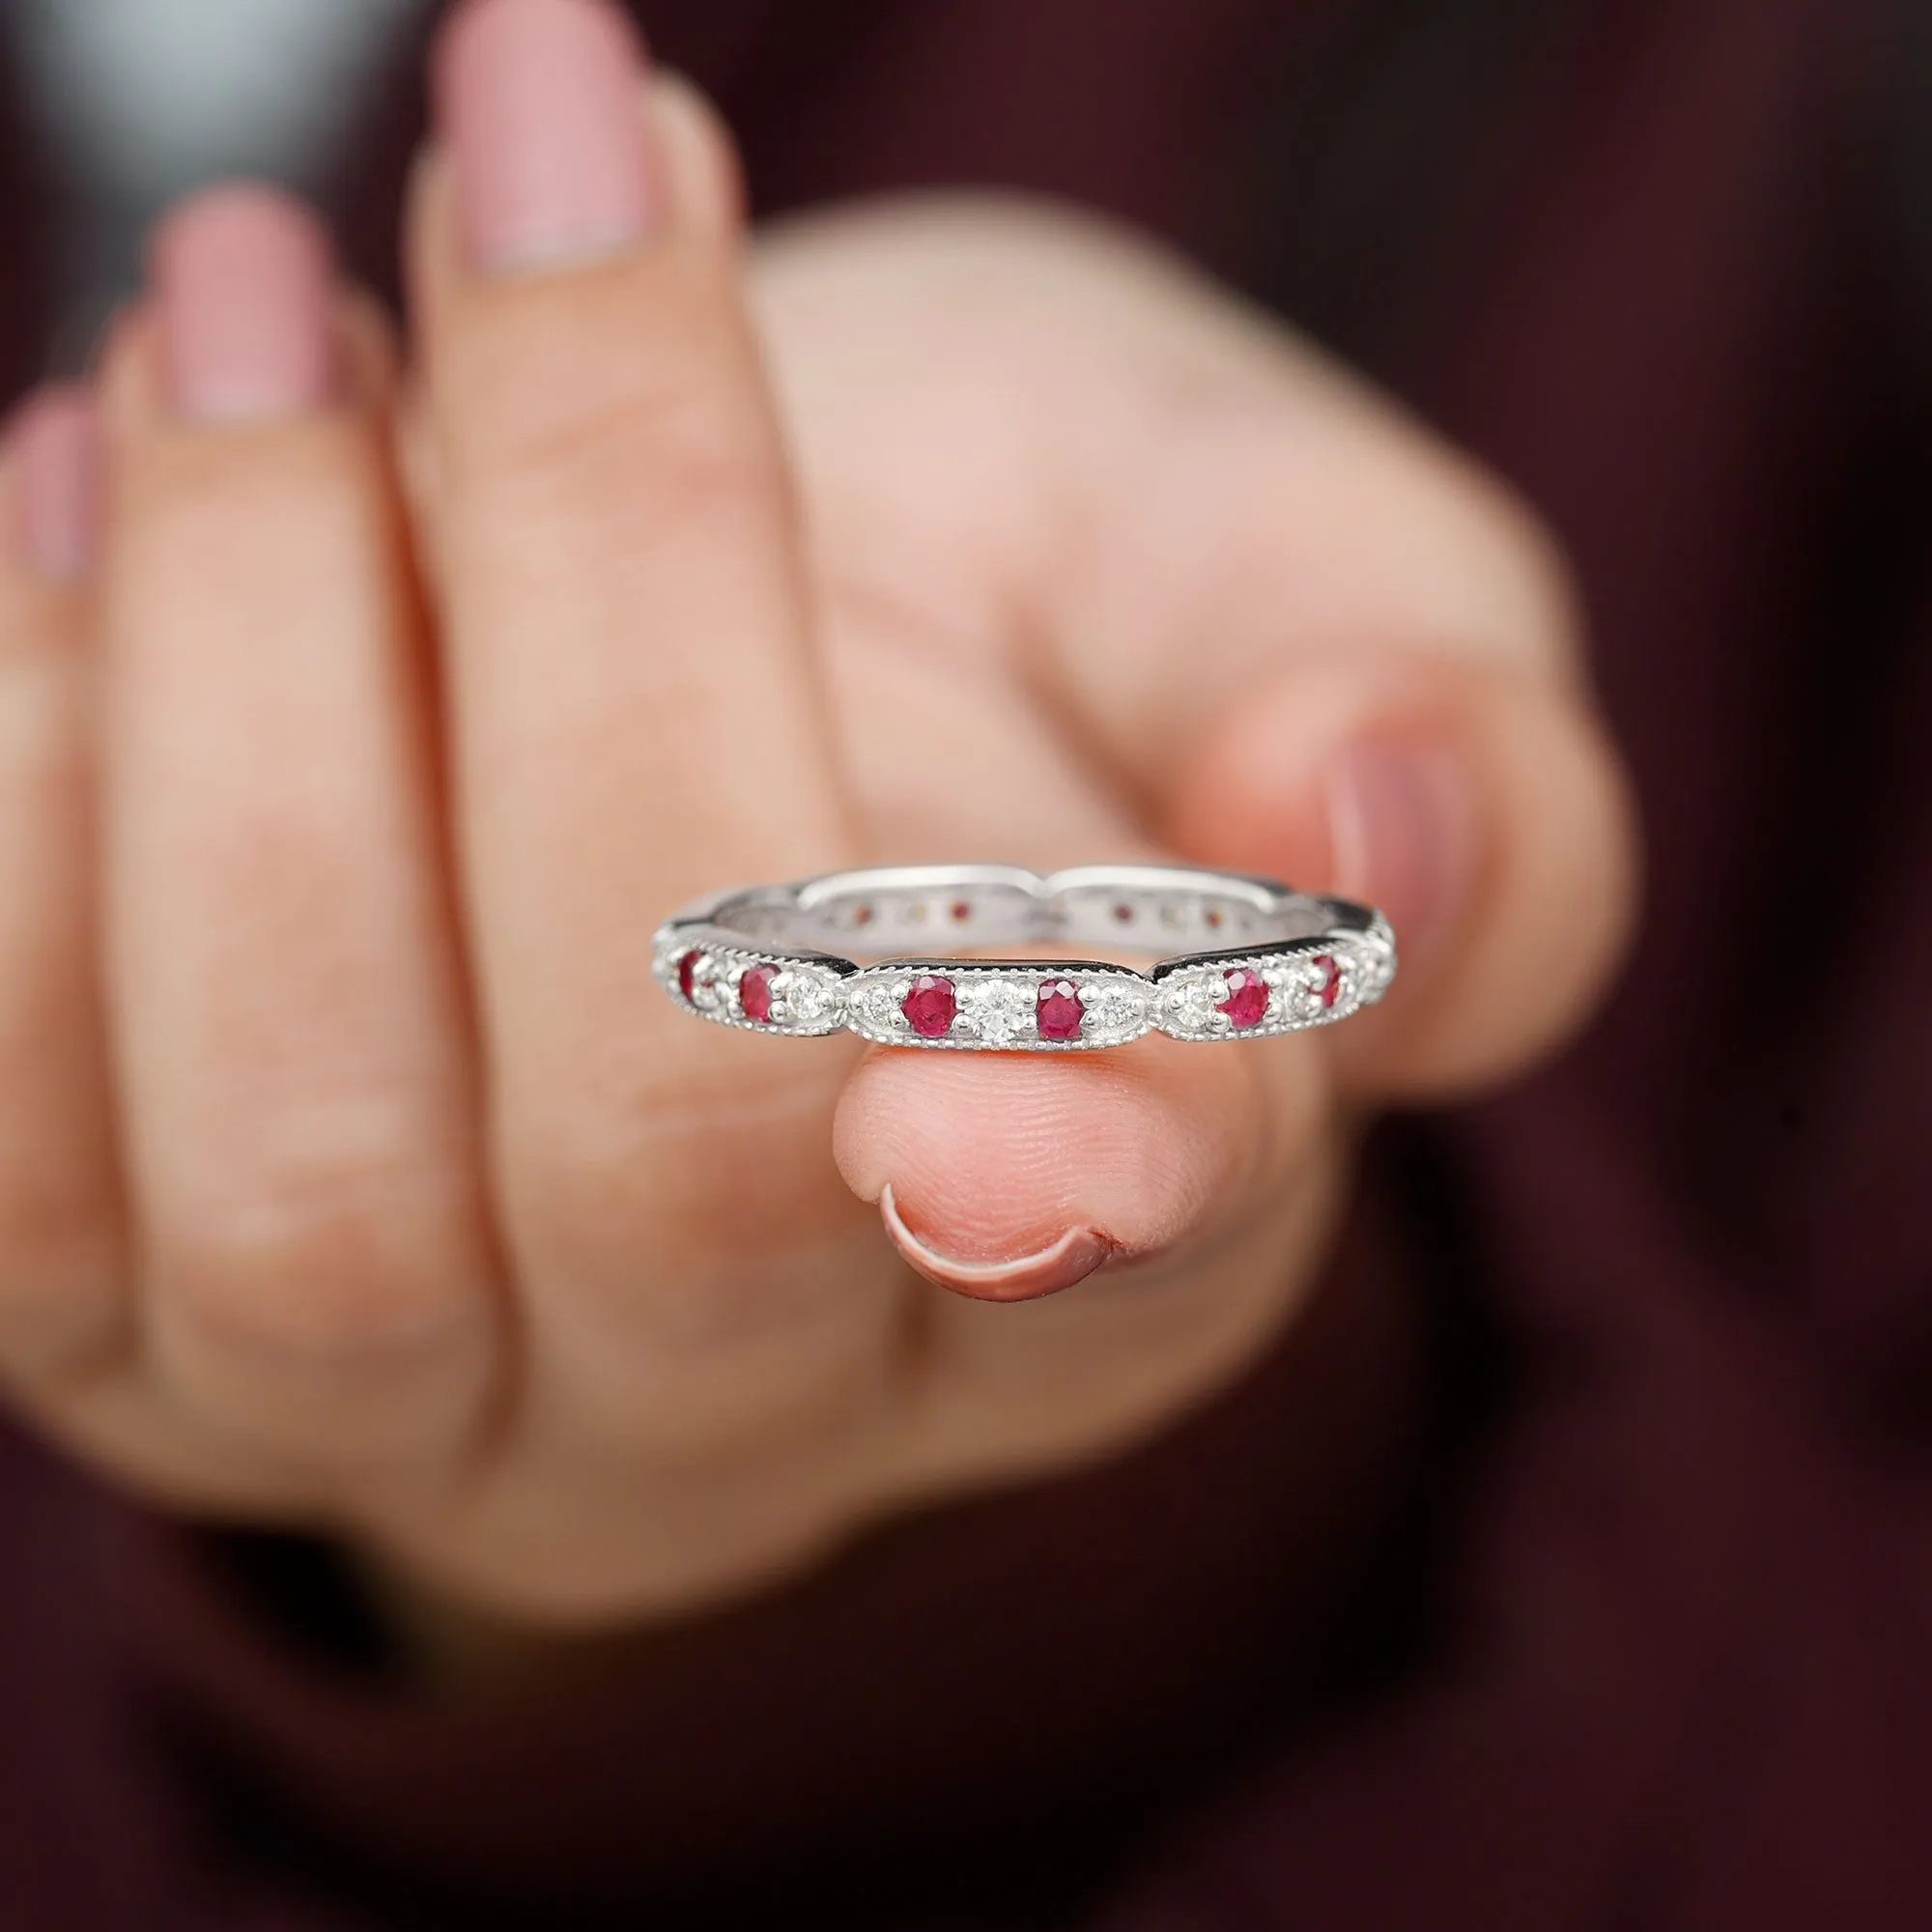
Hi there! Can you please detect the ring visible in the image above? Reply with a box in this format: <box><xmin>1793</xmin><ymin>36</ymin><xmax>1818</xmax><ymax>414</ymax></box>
<box><xmin>654</xmin><ymin>865</ymin><xmax>1395</xmax><ymax>1051</ymax></box>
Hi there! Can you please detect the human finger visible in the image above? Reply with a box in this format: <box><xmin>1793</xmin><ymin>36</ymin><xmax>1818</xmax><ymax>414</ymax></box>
<box><xmin>1168</xmin><ymin>647</ymin><xmax>1636</xmax><ymax>1097</ymax></box>
<box><xmin>99</xmin><ymin>187</ymin><xmax>499</xmax><ymax>1481</ymax></box>
<box><xmin>0</xmin><ymin>389</ymin><xmax>127</xmax><ymax>1381</ymax></box>
<box><xmin>983</xmin><ymin>224</ymin><xmax>1637</xmax><ymax>1094</ymax></box>
<box><xmin>413</xmin><ymin>0</ymin><xmax>875</xmax><ymax>1426</ymax></box>
<box><xmin>759</xmin><ymin>207</ymin><xmax>1637</xmax><ymax>1100</ymax></box>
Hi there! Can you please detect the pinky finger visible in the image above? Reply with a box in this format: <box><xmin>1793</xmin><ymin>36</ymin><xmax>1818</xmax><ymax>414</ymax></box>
<box><xmin>0</xmin><ymin>388</ymin><xmax>129</xmax><ymax>1381</ymax></box>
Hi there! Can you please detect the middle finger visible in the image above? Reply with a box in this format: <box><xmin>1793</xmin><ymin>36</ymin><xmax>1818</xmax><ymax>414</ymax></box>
<box><xmin>414</xmin><ymin>4</ymin><xmax>879</xmax><ymax>1439</ymax></box>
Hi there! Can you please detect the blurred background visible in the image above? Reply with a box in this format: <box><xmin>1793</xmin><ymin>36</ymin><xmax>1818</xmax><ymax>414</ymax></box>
<box><xmin>11</xmin><ymin>0</ymin><xmax>423</xmax><ymax>358</ymax></box>
<box><xmin>2</xmin><ymin>1</ymin><xmax>1931</xmax><ymax>1925</ymax></box>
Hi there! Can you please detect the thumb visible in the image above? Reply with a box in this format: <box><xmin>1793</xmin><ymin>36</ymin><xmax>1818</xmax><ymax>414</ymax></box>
<box><xmin>1166</xmin><ymin>643</ymin><xmax>1639</xmax><ymax>1099</ymax></box>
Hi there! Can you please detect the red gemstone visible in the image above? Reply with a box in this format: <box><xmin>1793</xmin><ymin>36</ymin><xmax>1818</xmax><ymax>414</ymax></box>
<box><xmin>739</xmin><ymin>962</ymin><xmax>778</xmax><ymax>1024</ymax></box>
<box><xmin>1037</xmin><ymin>979</ymin><xmax>1084</xmax><ymax>1042</ymax></box>
<box><xmin>901</xmin><ymin>975</ymin><xmax>956</xmax><ymax>1038</ymax></box>
<box><xmin>1312</xmin><ymin>954</ymin><xmax>1342</xmax><ymax>1009</ymax></box>
<box><xmin>1217</xmin><ymin>968</ymin><xmax>1270</xmax><ymax>1030</ymax></box>
<box><xmin>677</xmin><ymin>950</ymin><xmax>701</xmax><ymax>1001</ymax></box>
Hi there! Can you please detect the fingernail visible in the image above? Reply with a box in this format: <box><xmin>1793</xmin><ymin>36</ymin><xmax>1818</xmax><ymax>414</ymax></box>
<box><xmin>1325</xmin><ymin>738</ymin><xmax>1477</xmax><ymax>960</ymax></box>
<box><xmin>435</xmin><ymin>0</ymin><xmax>658</xmax><ymax>275</ymax></box>
<box><xmin>151</xmin><ymin>185</ymin><xmax>336</xmax><ymax>423</ymax></box>
<box><xmin>7</xmin><ymin>387</ymin><xmax>100</xmax><ymax>582</ymax></box>
<box><xmin>879</xmin><ymin>1183</ymin><xmax>1117</xmax><ymax>1304</ymax></box>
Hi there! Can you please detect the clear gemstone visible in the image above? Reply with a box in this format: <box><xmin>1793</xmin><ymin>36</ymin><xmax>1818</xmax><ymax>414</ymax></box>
<box><xmin>1167</xmin><ymin>977</ymin><xmax>1222</xmax><ymax>1035</ymax></box>
<box><xmin>1088</xmin><ymin>981</ymin><xmax>1147</xmax><ymax>1037</ymax></box>
<box><xmin>901</xmin><ymin>975</ymin><xmax>957</xmax><ymax>1038</ymax></box>
<box><xmin>783</xmin><ymin>971</ymin><xmax>832</xmax><ymax>1027</ymax></box>
<box><xmin>959</xmin><ymin>978</ymin><xmax>1033</xmax><ymax>1047</ymax></box>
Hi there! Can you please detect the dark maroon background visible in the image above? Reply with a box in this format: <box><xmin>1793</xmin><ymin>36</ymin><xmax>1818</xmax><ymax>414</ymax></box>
<box><xmin>2</xmin><ymin>0</ymin><xmax>1930</xmax><ymax>1924</ymax></box>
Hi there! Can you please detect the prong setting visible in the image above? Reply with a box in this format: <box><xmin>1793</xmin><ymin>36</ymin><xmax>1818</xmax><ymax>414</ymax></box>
<box><xmin>654</xmin><ymin>868</ymin><xmax>1394</xmax><ymax>1049</ymax></box>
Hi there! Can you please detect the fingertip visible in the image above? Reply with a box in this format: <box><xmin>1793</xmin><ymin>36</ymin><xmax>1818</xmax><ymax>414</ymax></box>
<box><xmin>879</xmin><ymin>1182</ymin><xmax>1116</xmax><ymax>1302</ymax></box>
<box><xmin>147</xmin><ymin>184</ymin><xmax>339</xmax><ymax>423</ymax></box>
<box><xmin>147</xmin><ymin>181</ymin><xmax>333</xmax><ymax>278</ymax></box>
<box><xmin>835</xmin><ymin>1042</ymin><xmax>1279</xmax><ymax>1299</ymax></box>
<box><xmin>1323</xmin><ymin>732</ymin><xmax>1480</xmax><ymax>975</ymax></box>
<box><xmin>1171</xmin><ymin>651</ymin><xmax>1640</xmax><ymax>1098</ymax></box>
<box><xmin>4</xmin><ymin>384</ymin><xmax>101</xmax><ymax>585</ymax></box>
<box><xmin>1168</xmin><ymin>655</ymin><xmax>1479</xmax><ymax>948</ymax></box>
<box><xmin>1335</xmin><ymin>675</ymin><xmax>1638</xmax><ymax>1096</ymax></box>
<box><xmin>646</xmin><ymin>70</ymin><xmax>747</xmax><ymax>243</ymax></box>
<box><xmin>412</xmin><ymin>36</ymin><xmax>741</xmax><ymax>307</ymax></box>
<box><xmin>432</xmin><ymin>0</ymin><xmax>656</xmax><ymax>276</ymax></box>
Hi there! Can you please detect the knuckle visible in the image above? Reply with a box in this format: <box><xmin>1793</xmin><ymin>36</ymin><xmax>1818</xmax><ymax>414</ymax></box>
<box><xmin>497</xmin><ymin>1107</ymin><xmax>756</xmax><ymax>1347</ymax></box>
<box><xmin>116</xmin><ymin>429</ymin><xmax>385</xmax><ymax>613</ymax></box>
<box><xmin>496</xmin><ymin>1075</ymin><xmax>851</xmax><ymax>1352</ymax></box>
<box><xmin>447</xmin><ymin>276</ymin><xmax>783</xmax><ymax>535</ymax></box>
<box><xmin>128</xmin><ymin>423</ymin><xmax>370</xmax><ymax>546</ymax></box>
<box><xmin>0</xmin><ymin>1171</ymin><xmax>124</xmax><ymax>1373</ymax></box>
<box><xmin>151</xmin><ymin>1140</ymin><xmax>477</xmax><ymax>1372</ymax></box>
<box><xmin>497</xmin><ymin>1106</ymin><xmax>680</xmax><ymax>1290</ymax></box>
<box><xmin>490</xmin><ymin>383</ymin><xmax>780</xmax><ymax>544</ymax></box>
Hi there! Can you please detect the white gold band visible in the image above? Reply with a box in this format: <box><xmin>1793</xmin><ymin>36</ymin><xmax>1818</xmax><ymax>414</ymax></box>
<box><xmin>654</xmin><ymin>865</ymin><xmax>1396</xmax><ymax>1051</ymax></box>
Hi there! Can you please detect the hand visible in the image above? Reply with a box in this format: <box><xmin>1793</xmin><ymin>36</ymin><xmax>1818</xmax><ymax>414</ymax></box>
<box><xmin>0</xmin><ymin>0</ymin><xmax>1634</xmax><ymax>1641</ymax></box>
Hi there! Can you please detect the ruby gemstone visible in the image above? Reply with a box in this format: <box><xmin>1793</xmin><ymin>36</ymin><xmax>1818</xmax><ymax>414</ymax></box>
<box><xmin>1312</xmin><ymin>954</ymin><xmax>1342</xmax><ymax>1009</ymax></box>
<box><xmin>739</xmin><ymin>962</ymin><xmax>778</xmax><ymax>1024</ymax></box>
<box><xmin>1036</xmin><ymin>979</ymin><xmax>1084</xmax><ymax>1042</ymax></box>
<box><xmin>1217</xmin><ymin>968</ymin><xmax>1270</xmax><ymax>1031</ymax></box>
<box><xmin>678</xmin><ymin>950</ymin><xmax>701</xmax><ymax>1001</ymax></box>
<box><xmin>901</xmin><ymin>975</ymin><xmax>957</xmax><ymax>1038</ymax></box>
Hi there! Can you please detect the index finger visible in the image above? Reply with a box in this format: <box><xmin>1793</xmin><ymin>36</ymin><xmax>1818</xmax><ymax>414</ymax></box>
<box><xmin>413</xmin><ymin>8</ymin><xmax>859</xmax><ymax>1314</ymax></box>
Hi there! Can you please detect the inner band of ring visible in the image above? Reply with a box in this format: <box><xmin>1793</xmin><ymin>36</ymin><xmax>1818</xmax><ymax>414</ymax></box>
<box><xmin>681</xmin><ymin>864</ymin><xmax>1367</xmax><ymax>957</ymax></box>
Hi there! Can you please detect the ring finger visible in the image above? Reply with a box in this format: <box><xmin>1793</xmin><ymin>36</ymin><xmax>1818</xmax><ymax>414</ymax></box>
<box><xmin>100</xmin><ymin>188</ymin><xmax>500</xmax><ymax>1486</ymax></box>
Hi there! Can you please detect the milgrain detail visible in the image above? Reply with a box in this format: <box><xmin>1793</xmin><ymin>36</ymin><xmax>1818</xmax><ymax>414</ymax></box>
<box><xmin>654</xmin><ymin>865</ymin><xmax>1395</xmax><ymax>1052</ymax></box>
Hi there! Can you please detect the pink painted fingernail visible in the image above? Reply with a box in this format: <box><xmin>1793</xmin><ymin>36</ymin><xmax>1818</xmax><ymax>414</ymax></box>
<box><xmin>435</xmin><ymin>0</ymin><xmax>659</xmax><ymax>275</ymax></box>
<box><xmin>879</xmin><ymin>1183</ymin><xmax>1117</xmax><ymax>1303</ymax></box>
<box><xmin>1325</xmin><ymin>738</ymin><xmax>1477</xmax><ymax>962</ymax></box>
<box><xmin>151</xmin><ymin>185</ymin><xmax>337</xmax><ymax>423</ymax></box>
<box><xmin>7</xmin><ymin>387</ymin><xmax>100</xmax><ymax>582</ymax></box>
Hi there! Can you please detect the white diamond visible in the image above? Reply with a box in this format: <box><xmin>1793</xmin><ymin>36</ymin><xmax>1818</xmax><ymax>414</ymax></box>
<box><xmin>781</xmin><ymin>971</ymin><xmax>833</xmax><ymax>1027</ymax></box>
<box><xmin>959</xmin><ymin>978</ymin><xmax>1034</xmax><ymax>1047</ymax></box>
<box><xmin>854</xmin><ymin>983</ymin><xmax>898</xmax><ymax>1030</ymax></box>
<box><xmin>1087</xmin><ymin>980</ymin><xmax>1147</xmax><ymax>1037</ymax></box>
<box><xmin>689</xmin><ymin>958</ymin><xmax>724</xmax><ymax>1011</ymax></box>
<box><xmin>1165</xmin><ymin>976</ymin><xmax>1221</xmax><ymax>1036</ymax></box>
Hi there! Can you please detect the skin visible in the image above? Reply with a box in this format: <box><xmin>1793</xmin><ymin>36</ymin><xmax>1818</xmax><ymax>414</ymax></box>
<box><xmin>0</xmin><ymin>70</ymin><xmax>1636</xmax><ymax>1658</ymax></box>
